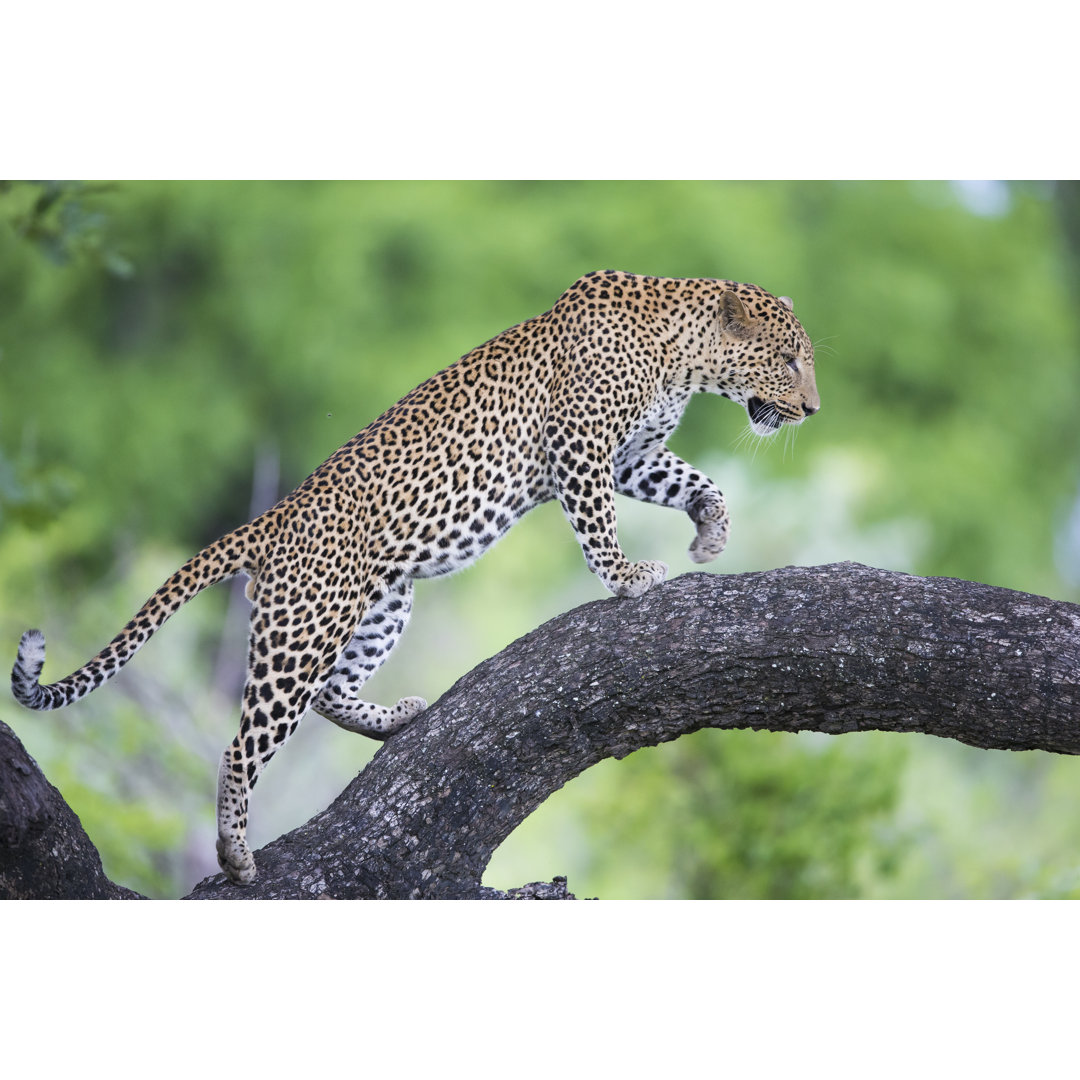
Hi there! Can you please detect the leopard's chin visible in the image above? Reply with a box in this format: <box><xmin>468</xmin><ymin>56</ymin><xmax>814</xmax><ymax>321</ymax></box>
<box><xmin>747</xmin><ymin>396</ymin><xmax>783</xmax><ymax>434</ymax></box>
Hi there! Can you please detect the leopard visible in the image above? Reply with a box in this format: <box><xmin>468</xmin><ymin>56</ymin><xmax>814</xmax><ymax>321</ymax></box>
<box><xmin>11</xmin><ymin>270</ymin><xmax>820</xmax><ymax>885</ymax></box>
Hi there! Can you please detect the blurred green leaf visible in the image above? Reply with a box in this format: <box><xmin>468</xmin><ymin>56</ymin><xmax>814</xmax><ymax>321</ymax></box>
<box><xmin>0</xmin><ymin>446</ymin><xmax>79</xmax><ymax>529</ymax></box>
<box><xmin>1</xmin><ymin>179</ymin><xmax>134</xmax><ymax>277</ymax></box>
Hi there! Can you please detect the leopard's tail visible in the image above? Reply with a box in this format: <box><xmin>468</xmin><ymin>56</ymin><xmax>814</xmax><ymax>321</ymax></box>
<box><xmin>11</xmin><ymin>523</ymin><xmax>261</xmax><ymax>711</ymax></box>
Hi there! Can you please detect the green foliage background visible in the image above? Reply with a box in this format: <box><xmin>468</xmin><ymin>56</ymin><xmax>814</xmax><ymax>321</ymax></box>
<box><xmin>2</xmin><ymin>180</ymin><xmax>1078</xmax><ymax>898</ymax></box>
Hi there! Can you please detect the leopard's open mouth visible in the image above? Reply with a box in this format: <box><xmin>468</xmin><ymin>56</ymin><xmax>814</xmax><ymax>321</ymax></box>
<box><xmin>747</xmin><ymin>396</ymin><xmax>783</xmax><ymax>431</ymax></box>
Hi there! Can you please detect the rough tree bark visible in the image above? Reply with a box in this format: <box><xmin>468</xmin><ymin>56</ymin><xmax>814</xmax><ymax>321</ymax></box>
<box><xmin>0</xmin><ymin>721</ymin><xmax>141</xmax><ymax>900</ymax></box>
<box><xmin>3</xmin><ymin>563</ymin><xmax>1078</xmax><ymax>900</ymax></box>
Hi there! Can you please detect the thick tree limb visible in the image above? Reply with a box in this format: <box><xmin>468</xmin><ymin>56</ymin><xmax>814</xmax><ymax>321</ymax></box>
<box><xmin>188</xmin><ymin>562</ymin><xmax>1080</xmax><ymax>899</ymax></box>
<box><xmin>3</xmin><ymin>563</ymin><xmax>1078</xmax><ymax>899</ymax></box>
<box><xmin>0</xmin><ymin>720</ymin><xmax>141</xmax><ymax>899</ymax></box>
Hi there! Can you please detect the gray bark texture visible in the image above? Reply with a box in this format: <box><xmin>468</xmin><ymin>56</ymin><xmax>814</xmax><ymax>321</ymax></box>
<box><xmin>0</xmin><ymin>720</ymin><xmax>141</xmax><ymax>899</ymax></box>
<box><xmin>3</xmin><ymin>563</ymin><xmax>1078</xmax><ymax>900</ymax></box>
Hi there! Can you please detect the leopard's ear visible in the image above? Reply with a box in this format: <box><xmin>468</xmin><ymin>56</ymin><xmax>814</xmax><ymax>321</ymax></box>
<box><xmin>778</xmin><ymin>295</ymin><xmax>794</xmax><ymax>311</ymax></box>
<box><xmin>721</xmin><ymin>291</ymin><xmax>754</xmax><ymax>338</ymax></box>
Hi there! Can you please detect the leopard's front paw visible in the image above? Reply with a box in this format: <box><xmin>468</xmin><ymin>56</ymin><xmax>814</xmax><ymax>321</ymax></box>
<box><xmin>217</xmin><ymin>835</ymin><xmax>257</xmax><ymax>885</ymax></box>
<box><xmin>688</xmin><ymin>495</ymin><xmax>729</xmax><ymax>564</ymax></box>
<box><xmin>608</xmin><ymin>559</ymin><xmax>668</xmax><ymax>598</ymax></box>
<box><xmin>689</xmin><ymin>518</ymin><xmax>729</xmax><ymax>563</ymax></box>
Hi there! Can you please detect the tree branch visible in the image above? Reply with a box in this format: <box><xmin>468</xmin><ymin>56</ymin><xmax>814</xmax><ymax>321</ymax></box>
<box><xmin>187</xmin><ymin>562</ymin><xmax>1080</xmax><ymax>899</ymax></box>
<box><xmin>4</xmin><ymin>563</ymin><xmax>1078</xmax><ymax>899</ymax></box>
<box><xmin>0</xmin><ymin>719</ymin><xmax>142</xmax><ymax>899</ymax></box>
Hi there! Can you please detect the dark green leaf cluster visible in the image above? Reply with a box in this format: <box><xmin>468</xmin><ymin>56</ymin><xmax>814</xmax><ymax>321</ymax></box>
<box><xmin>0</xmin><ymin>444</ymin><xmax>78</xmax><ymax>530</ymax></box>
<box><xmin>1</xmin><ymin>180</ymin><xmax>134</xmax><ymax>277</ymax></box>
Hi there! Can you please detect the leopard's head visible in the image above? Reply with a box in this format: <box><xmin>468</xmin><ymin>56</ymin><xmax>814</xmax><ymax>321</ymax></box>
<box><xmin>708</xmin><ymin>285</ymin><xmax>820</xmax><ymax>436</ymax></box>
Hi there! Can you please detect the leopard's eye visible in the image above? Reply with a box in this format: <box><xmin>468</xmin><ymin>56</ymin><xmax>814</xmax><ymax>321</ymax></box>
<box><xmin>783</xmin><ymin>354</ymin><xmax>799</xmax><ymax>372</ymax></box>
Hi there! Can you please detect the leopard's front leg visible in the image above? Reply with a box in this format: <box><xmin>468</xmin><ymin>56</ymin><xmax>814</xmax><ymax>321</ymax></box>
<box><xmin>544</xmin><ymin>419</ymin><xmax>667</xmax><ymax>599</ymax></box>
<box><xmin>614</xmin><ymin>447</ymin><xmax>730</xmax><ymax>565</ymax></box>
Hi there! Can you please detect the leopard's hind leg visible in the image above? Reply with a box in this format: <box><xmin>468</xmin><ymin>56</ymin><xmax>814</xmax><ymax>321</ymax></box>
<box><xmin>312</xmin><ymin>578</ymin><xmax>426</xmax><ymax>741</ymax></box>
<box><xmin>215</xmin><ymin>553</ymin><xmax>364</xmax><ymax>885</ymax></box>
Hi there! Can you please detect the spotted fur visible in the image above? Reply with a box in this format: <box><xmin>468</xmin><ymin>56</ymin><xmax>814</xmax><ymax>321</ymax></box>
<box><xmin>10</xmin><ymin>271</ymin><xmax>819</xmax><ymax>884</ymax></box>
